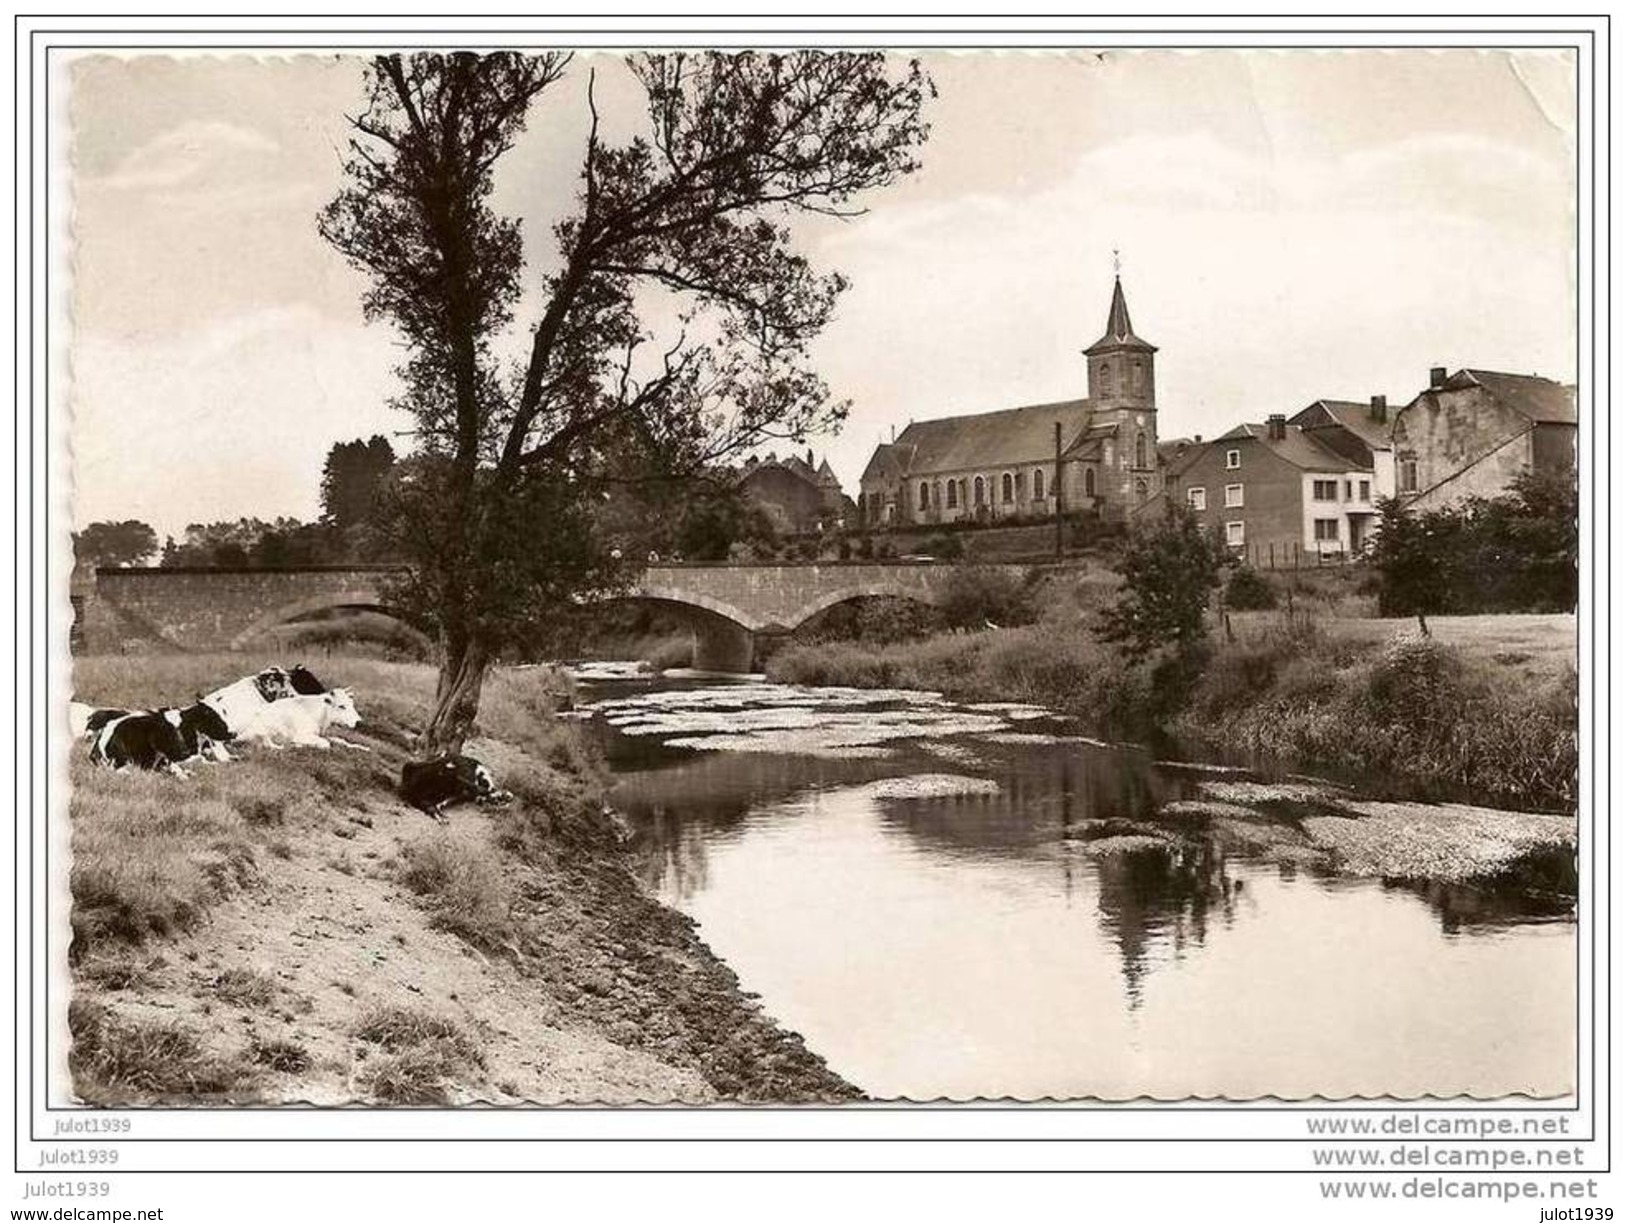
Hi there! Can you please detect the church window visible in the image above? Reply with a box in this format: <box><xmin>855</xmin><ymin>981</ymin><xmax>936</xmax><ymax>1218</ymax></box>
<box><xmin>934</xmin><ymin>481</ymin><xmax>944</xmax><ymax>508</ymax></box>
<box><xmin>1136</xmin><ymin>479</ymin><xmax>1148</xmax><ymax>501</ymax></box>
<box><xmin>974</xmin><ymin>476</ymin><xmax>986</xmax><ymax>506</ymax></box>
<box><xmin>1084</xmin><ymin>467</ymin><xmax>1096</xmax><ymax>498</ymax></box>
<box><xmin>1001</xmin><ymin>473</ymin><xmax>1014</xmax><ymax>503</ymax></box>
<box><xmin>1015</xmin><ymin>471</ymin><xmax>1026</xmax><ymax>501</ymax></box>
<box><xmin>1131</xmin><ymin>361</ymin><xmax>1143</xmax><ymax>392</ymax></box>
<box><xmin>946</xmin><ymin>480</ymin><xmax>958</xmax><ymax>509</ymax></box>
<box><xmin>1135</xmin><ymin>432</ymin><xmax>1147</xmax><ymax>468</ymax></box>
<box><xmin>918</xmin><ymin>481</ymin><xmax>930</xmax><ymax>511</ymax></box>
<box><xmin>1032</xmin><ymin>468</ymin><xmax>1046</xmax><ymax>500</ymax></box>
<box><xmin>1099</xmin><ymin>361</ymin><xmax>1112</xmax><ymax>392</ymax></box>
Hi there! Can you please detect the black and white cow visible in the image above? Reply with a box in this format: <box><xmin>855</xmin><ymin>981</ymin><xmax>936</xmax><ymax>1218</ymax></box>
<box><xmin>400</xmin><ymin>755</ymin><xmax>513</xmax><ymax>822</ymax></box>
<box><xmin>90</xmin><ymin>710</ymin><xmax>192</xmax><ymax>775</ymax></box>
<box><xmin>175</xmin><ymin>700</ymin><xmax>235</xmax><ymax>762</ymax></box>
<box><xmin>288</xmin><ymin>665</ymin><xmax>327</xmax><ymax>695</ymax></box>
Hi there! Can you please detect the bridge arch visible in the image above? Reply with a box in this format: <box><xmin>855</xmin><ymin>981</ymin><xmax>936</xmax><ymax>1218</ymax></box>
<box><xmin>781</xmin><ymin>583</ymin><xmax>942</xmax><ymax>634</ymax></box>
<box><xmin>227</xmin><ymin>591</ymin><xmax>431</xmax><ymax>655</ymax></box>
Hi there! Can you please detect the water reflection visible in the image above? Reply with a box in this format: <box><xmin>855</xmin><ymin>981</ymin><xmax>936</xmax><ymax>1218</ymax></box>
<box><xmin>582</xmin><ymin>674</ymin><xmax>1575</xmax><ymax>1099</ymax></box>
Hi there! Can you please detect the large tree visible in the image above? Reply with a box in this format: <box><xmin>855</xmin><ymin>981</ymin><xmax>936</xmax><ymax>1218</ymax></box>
<box><xmin>321</xmin><ymin>51</ymin><xmax>932</xmax><ymax>754</ymax></box>
<box><xmin>73</xmin><ymin>519</ymin><xmax>158</xmax><ymax>568</ymax></box>
<box><xmin>320</xmin><ymin>435</ymin><xmax>398</xmax><ymax>533</ymax></box>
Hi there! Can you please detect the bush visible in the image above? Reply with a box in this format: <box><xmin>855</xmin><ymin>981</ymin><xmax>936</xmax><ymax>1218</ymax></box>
<box><xmin>937</xmin><ymin>566</ymin><xmax>1038</xmax><ymax>630</ymax></box>
<box><xmin>1225</xmin><ymin>566</ymin><xmax>1276</xmax><ymax>610</ymax></box>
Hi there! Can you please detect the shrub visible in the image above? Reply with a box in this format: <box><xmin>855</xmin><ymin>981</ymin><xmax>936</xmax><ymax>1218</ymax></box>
<box><xmin>937</xmin><ymin>566</ymin><xmax>1038</xmax><ymax>630</ymax></box>
<box><xmin>1225</xmin><ymin>566</ymin><xmax>1276</xmax><ymax>610</ymax></box>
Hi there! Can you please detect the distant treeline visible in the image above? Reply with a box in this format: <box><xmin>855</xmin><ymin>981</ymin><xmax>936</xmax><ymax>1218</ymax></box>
<box><xmin>76</xmin><ymin>436</ymin><xmax>401</xmax><ymax>570</ymax></box>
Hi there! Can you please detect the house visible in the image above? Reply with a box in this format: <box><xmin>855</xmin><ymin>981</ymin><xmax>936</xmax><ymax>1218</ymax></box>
<box><xmin>858</xmin><ymin>276</ymin><xmax>1163</xmax><ymax>527</ymax></box>
<box><xmin>736</xmin><ymin>450</ymin><xmax>852</xmax><ymax>534</ymax></box>
<box><xmin>1166</xmin><ymin>414</ymin><xmax>1378</xmax><ymax>564</ymax></box>
<box><xmin>1289</xmin><ymin>396</ymin><xmax>1397</xmax><ymax>500</ymax></box>
<box><xmin>1390</xmin><ymin>367</ymin><xmax>1577</xmax><ymax>509</ymax></box>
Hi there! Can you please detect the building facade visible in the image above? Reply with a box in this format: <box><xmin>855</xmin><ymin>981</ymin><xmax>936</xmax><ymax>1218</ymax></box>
<box><xmin>1166</xmin><ymin>415</ymin><xmax>1376</xmax><ymax>564</ymax></box>
<box><xmin>858</xmin><ymin>277</ymin><xmax>1162</xmax><ymax>527</ymax></box>
<box><xmin>1289</xmin><ymin>396</ymin><xmax>1398</xmax><ymax>501</ymax></box>
<box><xmin>736</xmin><ymin>450</ymin><xmax>852</xmax><ymax>534</ymax></box>
<box><xmin>1390</xmin><ymin>367</ymin><xmax>1577</xmax><ymax>510</ymax></box>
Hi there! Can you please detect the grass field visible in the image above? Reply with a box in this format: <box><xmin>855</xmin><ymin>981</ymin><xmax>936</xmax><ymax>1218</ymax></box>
<box><xmin>1321</xmin><ymin>613</ymin><xmax>1578</xmax><ymax>678</ymax></box>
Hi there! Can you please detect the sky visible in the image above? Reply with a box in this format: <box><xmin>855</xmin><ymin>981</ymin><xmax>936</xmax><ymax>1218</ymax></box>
<box><xmin>66</xmin><ymin>49</ymin><xmax>1576</xmax><ymax>539</ymax></box>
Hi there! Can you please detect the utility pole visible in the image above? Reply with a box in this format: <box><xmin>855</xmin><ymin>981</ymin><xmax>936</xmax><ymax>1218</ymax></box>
<box><xmin>1054</xmin><ymin>421</ymin><xmax>1065</xmax><ymax>561</ymax></box>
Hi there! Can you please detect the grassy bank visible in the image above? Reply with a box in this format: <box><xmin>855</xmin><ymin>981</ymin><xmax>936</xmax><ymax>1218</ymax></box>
<box><xmin>767</xmin><ymin>610</ymin><xmax>1578</xmax><ymax>814</ymax></box>
<box><xmin>68</xmin><ymin>653</ymin><xmax>854</xmax><ymax>1105</ymax></box>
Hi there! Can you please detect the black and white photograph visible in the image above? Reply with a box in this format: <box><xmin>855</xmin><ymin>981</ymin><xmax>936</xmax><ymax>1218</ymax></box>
<box><xmin>58</xmin><ymin>38</ymin><xmax>1583</xmax><ymax>1110</ymax></box>
<box><xmin>22</xmin><ymin>17</ymin><xmax>1608</xmax><ymax>1212</ymax></box>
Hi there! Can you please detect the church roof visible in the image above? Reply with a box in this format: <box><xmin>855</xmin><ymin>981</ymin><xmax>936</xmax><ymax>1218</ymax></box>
<box><xmin>1085</xmin><ymin>277</ymin><xmax>1157</xmax><ymax>355</ymax></box>
<box><xmin>883</xmin><ymin>398</ymin><xmax>1097</xmax><ymax>476</ymax></box>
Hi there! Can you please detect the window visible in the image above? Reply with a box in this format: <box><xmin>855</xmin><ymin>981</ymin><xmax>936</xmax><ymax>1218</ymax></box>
<box><xmin>934</xmin><ymin>481</ymin><xmax>943</xmax><ymax>508</ymax></box>
<box><xmin>1135</xmin><ymin>478</ymin><xmax>1149</xmax><ymax>502</ymax></box>
<box><xmin>1312</xmin><ymin>479</ymin><xmax>1338</xmax><ymax>501</ymax></box>
<box><xmin>1099</xmin><ymin>360</ymin><xmax>1112</xmax><ymax>392</ymax></box>
<box><xmin>1225</xmin><ymin>448</ymin><xmax>1241</xmax><ymax>470</ymax></box>
<box><xmin>918</xmin><ymin>481</ymin><xmax>930</xmax><ymax>512</ymax></box>
<box><xmin>1001</xmin><ymin>472</ymin><xmax>1014</xmax><ymax>503</ymax></box>
<box><xmin>1015</xmin><ymin>471</ymin><xmax>1026</xmax><ymax>501</ymax></box>
<box><xmin>946</xmin><ymin>480</ymin><xmax>958</xmax><ymax>509</ymax></box>
<box><xmin>974</xmin><ymin>475</ymin><xmax>986</xmax><ymax>506</ymax></box>
<box><xmin>1131</xmin><ymin>361</ymin><xmax>1143</xmax><ymax>392</ymax></box>
<box><xmin>1224</xmin><ymin>483</ymin><xmax>1244</xmax><ymax>508</ymax></box>
<box><xmin>1134</xmin><ymin>432</ymin><xmax>1147</xmax><ymax>469</ymax></box>
<box><xmin>1343</xmin><ymin>479</ymin><xmax>1353</xmax><ymax>501</ymax></box>
<box><xmin>1399</xmin><ymin>459</ymin><xmax>1418</xmax><ymax>493</ymax></box>
<box><xmin>1313</xmin><ymin>518</ymin><xmax>1340</xmax><ymax>542</ymax></box>
<box><xmin>959</xmin><ymin>478</ymin><xmax>969</xmax><ymax>507</ymax></box>
<box><xmin>1084</xmin><ymin>467</ymin><xmax>1096</xmax><ymax>498</ymax></box>
<box><xmin>1187</xmin><ymin>487</ymin><xmax>1207</xmax><ymax>511</ymax></box>
<box><xmin>1032</xmin><ymin>468</ymin><xmax>1045</xmax><ymax>500</ymax></box>
<box><xmin>1225</xmin><ymin>521</ymin><xmax>1245</xmax><ymax>547</ymax></box>
<box><xmin>1359</xmin><ymin>479</ymin><xmax>1371</xmax><ymax>501</ymax></box>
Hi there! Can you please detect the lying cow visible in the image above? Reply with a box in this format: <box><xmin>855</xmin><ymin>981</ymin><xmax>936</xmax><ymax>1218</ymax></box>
<box><xmin>83</xmin><ymin>700</ymin><xmax>236</xmax><ymax>772</ymax></box>
<box><xmin>90</xmin><ymin>710</ymin><xmax>191</xmax><ymax>775</ymax></box>
<box><xmin>229</xmin><ymin>688</ymin><xmax>364</xmax><ymax>750</ymax></box>
<box><xmin>400</xmin><ymin>755</ymin><xmax>513</xmax><ymax>822</ymax></box>
<box><xmin>69</xmin><ymin>701</ymin><xmax>127</xmax><ymax>740</ymax></box>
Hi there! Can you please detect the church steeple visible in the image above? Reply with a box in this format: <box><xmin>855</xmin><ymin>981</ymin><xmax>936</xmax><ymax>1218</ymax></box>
<box><xmin>1085</xmin><ymin>274</ymin><xmax>1156</xmax><ymax>411</ymax></box>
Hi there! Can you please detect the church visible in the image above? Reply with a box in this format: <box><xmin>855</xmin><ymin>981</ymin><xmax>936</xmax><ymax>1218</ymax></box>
<box><xmin>858</xmin><ymin>275</ymin><xmax>1163</xmax><ymax>527</ymax></box>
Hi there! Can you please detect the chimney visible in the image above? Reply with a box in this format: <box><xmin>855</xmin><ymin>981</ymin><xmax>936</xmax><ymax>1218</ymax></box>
<box><xmin>1429</xmin><ymin>366</ymin><xmax>1448</xmax><ymax>389</ymax></box>
<box><xmin>1369</xmin><ymin>394</ymin><xmax>1387</xmax><ymax>423</ymax></box>
<box><xmin>1267</xmin><ymin>414</ymin><xmax>1287</xmax><ymax>441</ymax></box>
<box><xmin>806</xmin><ymin>448</ymin><xmax>814</xmax><ymax>467</ymax></box>
<box><xmin>1194</xmin><ymin>434</ymin><xmax>1202</xmax><ymax>443</ymax></box>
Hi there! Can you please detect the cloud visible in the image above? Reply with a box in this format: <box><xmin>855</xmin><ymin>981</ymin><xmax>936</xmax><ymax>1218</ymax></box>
<box><xmin>91</xmin><ymin>120</ymin><xmax>282</xmax><ymax>192</ymax></box>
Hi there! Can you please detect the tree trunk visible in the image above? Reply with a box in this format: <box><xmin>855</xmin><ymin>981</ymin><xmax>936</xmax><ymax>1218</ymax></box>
<box><xmin>1416</xmin><ymin>611</ymin><xmax>1430</xmax><ymax>638</ymax></box>
<box><xmin>421</xmin><ymin>630</ymin><xmax>492</xmax><ymax>759</ymax></box>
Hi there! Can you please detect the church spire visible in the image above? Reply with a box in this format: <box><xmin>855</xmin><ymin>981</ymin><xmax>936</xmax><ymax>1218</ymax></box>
<box><xmin>1086</xmin><ymin>274</ymin><xmax>1156</xmax><ymax>355</ymax></box>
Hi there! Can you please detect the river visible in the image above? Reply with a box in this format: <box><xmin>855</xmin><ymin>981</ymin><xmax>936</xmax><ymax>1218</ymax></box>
<box><xmin>570</xmin><ymin>667</ymin><xmax>1576</xmax><ymax>1102</ymax></box>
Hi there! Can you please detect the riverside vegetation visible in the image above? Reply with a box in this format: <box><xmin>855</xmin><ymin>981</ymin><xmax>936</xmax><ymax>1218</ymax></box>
<box><xmin>68</xmin><ymin>653</ymin><xmax>855</xmax><ymax>1105</ymax></box>
<box><xmin>767</xmin><ymin>565</ymin><xmax>1578</xmax><ymax>814</ymax></box>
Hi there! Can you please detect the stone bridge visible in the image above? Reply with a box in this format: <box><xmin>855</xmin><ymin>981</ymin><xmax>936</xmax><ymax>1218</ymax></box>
<box><xmin>78</xmin><ymin>562</ymin><xmax>1026</xmax><ymax>671</ymax></box>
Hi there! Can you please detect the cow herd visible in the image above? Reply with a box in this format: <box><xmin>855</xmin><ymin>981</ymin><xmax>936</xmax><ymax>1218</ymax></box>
<box><xmin>71</xmin><ymin>662</ymin><xmax>514</xmax><ymax>823</ymax></box>
<box><xmin>69</xmin><ymin>664</ymin><xmax>364</xmax><ymax>778</ymax></box>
